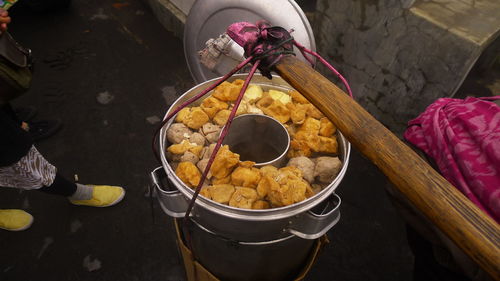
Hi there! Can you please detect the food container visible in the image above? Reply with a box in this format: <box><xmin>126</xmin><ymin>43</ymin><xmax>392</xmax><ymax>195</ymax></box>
<box><xmin>151</xmin><ymin>73</ymin><xmax>350</xmax><ymax>281</ymax></box>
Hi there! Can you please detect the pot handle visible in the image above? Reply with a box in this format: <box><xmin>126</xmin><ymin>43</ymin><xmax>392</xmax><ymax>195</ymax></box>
<box><xmin>286</xmin><ymin>193</ymin><xmax>341</xmax><ymax>240</ymax></box>
<box><xmin>150</xmin><ymin>166</ymin><xmax>189</xmax><ymax>218</ymax></box>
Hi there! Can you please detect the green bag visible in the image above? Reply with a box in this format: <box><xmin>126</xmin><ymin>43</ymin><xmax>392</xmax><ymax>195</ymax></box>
<box><xmin>0</xmin><ymin>32</ymin><xmax>33</xmax><ymax>103</ymax></box>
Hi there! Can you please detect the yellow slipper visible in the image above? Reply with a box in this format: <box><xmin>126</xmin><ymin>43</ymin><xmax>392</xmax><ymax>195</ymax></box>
<box><xmin>0</xmin><ymin>209</ymin><xmax>34</xmax><ymax>231</ymax></box>
<box><xmin>69</xmin><ymin>185</ymin><xmax>125</xmax><ymax>207</ymax></box>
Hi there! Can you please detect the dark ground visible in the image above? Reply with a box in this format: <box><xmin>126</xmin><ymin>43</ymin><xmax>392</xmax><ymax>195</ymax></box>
<box><xmin>0</xmin><ymin>0</ymin><xmax>417</xmax><ymax>280</ymax></box>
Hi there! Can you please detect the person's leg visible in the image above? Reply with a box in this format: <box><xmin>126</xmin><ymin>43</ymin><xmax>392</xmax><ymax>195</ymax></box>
<box><xmin>37</xmin><ymin>173</ymin><xmax>125</xmax><ymax>207</ymax></box>
<box><xmin>0</xmin><ymin>146</ymin><xmax>125</xmax><ymax>231</ymax></box>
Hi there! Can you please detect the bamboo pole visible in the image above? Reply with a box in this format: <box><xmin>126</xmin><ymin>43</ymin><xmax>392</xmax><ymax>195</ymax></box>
<box><xmin>274</xmin><ymin>56</ymin><xmax>500</xmax><ymax>279</ymax></box>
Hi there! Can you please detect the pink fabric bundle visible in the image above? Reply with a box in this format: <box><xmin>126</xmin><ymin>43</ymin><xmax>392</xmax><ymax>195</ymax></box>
<box><xmin>227</xmin><ymin>21</ymin><xmax>294</xmax><ymax>79</ymax></box>
<box><xmin>404</xmin><ymin>96</ymin><xmax>500</xmax><ymax>223</ymax></box>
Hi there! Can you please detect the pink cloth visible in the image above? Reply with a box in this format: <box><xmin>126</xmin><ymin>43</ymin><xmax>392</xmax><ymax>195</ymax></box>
<box><xmin>227</xmin><ymin>21</ymin><xmax>294</xmax><ymax>79</ymax></box>
<box><xmin>404</xmin><ymin>96</ymin><xmax>500</xmax><ymax>223</ymax></box>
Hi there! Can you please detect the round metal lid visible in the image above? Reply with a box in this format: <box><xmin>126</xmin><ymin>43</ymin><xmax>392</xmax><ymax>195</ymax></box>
<box><xmin>184</xmin><ymin>0</ymin><xmax>316</xmax><ymax>83</ymax></box>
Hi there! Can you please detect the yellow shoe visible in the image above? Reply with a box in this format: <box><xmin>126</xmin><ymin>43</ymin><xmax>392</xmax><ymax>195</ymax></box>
<box><xmin>69</xmin><ymin>185</ymin><xmax>125</xmax><ymax>207</ymax></box>
<box><xmin>0</xmin><ymin>209</ymin><xmax>34</xmax><ymax>231</ymax></box>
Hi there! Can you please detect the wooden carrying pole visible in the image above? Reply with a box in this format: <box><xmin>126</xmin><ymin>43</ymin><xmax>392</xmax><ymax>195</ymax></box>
<box><xmin>274</xmin><ymin>56</ymin><xmax>500</xmax><ymax>279</ymax></box>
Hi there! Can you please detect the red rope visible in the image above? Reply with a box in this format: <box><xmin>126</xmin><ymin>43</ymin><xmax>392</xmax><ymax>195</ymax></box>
<box><xmin>152</xmin><ymin>56</ymin><xmax>254</xmax><ymax>164</ymax></box>
<box><xmin>183</xmin><ymin>60</ymin><xmax>261</xmax><ymax>220</ymax></box>
<box><xmin>293</xmin><ymin>40</ymin><xmax>354</xmax><ymax>99</ymax></box>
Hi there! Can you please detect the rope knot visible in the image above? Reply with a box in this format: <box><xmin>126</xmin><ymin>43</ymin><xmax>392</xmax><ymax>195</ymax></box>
<box><xmin>227</xmin><ymin>21</ymin><xmax>294</xmax><ymax>79</ymax></box>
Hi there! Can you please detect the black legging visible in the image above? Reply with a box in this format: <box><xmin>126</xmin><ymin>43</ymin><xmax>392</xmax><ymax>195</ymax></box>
<box><xmin>38</xmin><ymin>173</ymin><xmax>77</xmax><ymax>197</ymax></box>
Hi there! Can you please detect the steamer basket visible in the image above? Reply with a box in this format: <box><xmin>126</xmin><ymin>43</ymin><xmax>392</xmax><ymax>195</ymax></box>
<box><xmin>151</xmin><ymin>74</ymin><xmax>350</xmax><ymax>242</ymax></box>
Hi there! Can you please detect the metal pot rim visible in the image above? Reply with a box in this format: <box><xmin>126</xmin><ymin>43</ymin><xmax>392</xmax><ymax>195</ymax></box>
<box><xmin>159</xmin><ymin>74</ymin><xmax>351</xmax><ymax>221</ymax></box>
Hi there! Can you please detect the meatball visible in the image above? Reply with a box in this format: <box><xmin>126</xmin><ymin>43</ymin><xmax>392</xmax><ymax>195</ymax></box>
<box><xmin>166</xmin><ymin>123</ymin><xmax>192</xmax><ymax>144</ymax></box>
<box><xmin>287</xmin><ymin>156</ymin><xmax>315</xmax><ymax>183</ymax></box>
<box><xmin>314</xmin><ymin>156</ymin><xmax>342</xmax><ymax>184</ymax></box>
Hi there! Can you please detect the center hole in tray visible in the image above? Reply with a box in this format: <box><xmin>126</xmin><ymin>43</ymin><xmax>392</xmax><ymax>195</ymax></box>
<box><xmin>222</xmin><ymin>114</ymin><xmax>290</xmax><ymax>167</ymax></box>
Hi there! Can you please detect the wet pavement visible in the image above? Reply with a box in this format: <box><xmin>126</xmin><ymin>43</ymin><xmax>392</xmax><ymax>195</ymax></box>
<box><xmin>0</xmin><ymin>0</ymin><xmax>415</xmax><ymax>280</ymax></box>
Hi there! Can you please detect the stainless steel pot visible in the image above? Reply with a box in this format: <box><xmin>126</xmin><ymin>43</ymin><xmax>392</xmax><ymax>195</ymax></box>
<box><xmin>151</xmin><ymin>74</ymin><xmax>350</xmax><ymax>242</ymax></box>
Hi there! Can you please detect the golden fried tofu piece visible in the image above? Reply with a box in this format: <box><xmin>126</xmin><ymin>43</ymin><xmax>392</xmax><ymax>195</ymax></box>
<box><xmin>318</xmin><ymin>136</ymin><xmax>338</xmax><ymax>154</ymax></box>
<box><xmin>175</xmin><ymin>161</ymin><xmax>202</xmax><ymax>188</ymax></box>
<box><xmin>212</xmin><ymin>175</ymin><xmax>231</xmax><ymax>184</ymax></box>
<box><xmin>208</xmin><ymin>184</ymin><xmax>236</xmax><ymax>204</ymax></box>
<box><xmin>287</xmin><ymin>147</ymin><xmax>310</xmax><ymax>158</ymax></box>
<box><xmin>288</xmin><ymin>103</ymin><xmax>307</xmax><ymax>125</ymax></box>
<box><xmin>256</xmin><ymin>175</ymin><xmax>279</xmax><ymax>198</ymax></box>
<box><xmin>201</xmin><ymin>96</ymin><xmax>229</xmax><ymax>119</ymax></box>
<box><xmin>240</xmin><ymin>161</ymin><xmax>256</xmax><ymax>168</ymax></box>
<box><xmin>289</xmin><ymin>90</ymin><xmax>309</xmax><ymax>104</ymax></box>
<box><xmin>268</xmin><ymin>89</ymin><xmax>291</xmax><ymax>104</ymax></box>
<box><xmin>213</xmin><ymin>109</ymin><xmax>231</xmax><ymax>126</ymax></box>
<box><xmin>229</xmin><ymin>187</ymin><xmax>258</xmax><ymax>209</ymax></box>
<box><xmin>259</xmin><ymin>165</ymin><xmax>279</xmax><ymax>179</ymax></box>
<box><xmin>277</xmin><ymin>166</ymin><xmax>303</xmax><ymax>183</ymax></box>
<box><xmin>199</xmin><ymin>187</ymin><xmax>212</xmax><ymax>199</ymax></box>
<box><xmin>167</xmin><ymin>140</ymin><xmax>204</xmax><ymax>157</ymax></box>
<box><xmin>210</xmin><ymin>145</ymin><xmax>240</xmax><ymax>179</ymax></box>
<box><xmin>232</xmin><ymin>79</ymin><xmax>244</xmax><ymax>88</ymax></box>
<box><xmin>299</xmin><ymin>117</ymin><xmax>321</xmax><ymax>133</ymax></box>
<box><xmin>246</xmin><ymin>104</ymin><xmax>263</xmax><ymax>115</ymax></box>
<box><xmin>233</xmin><ymin>101</ymin><xmax>248</xmax><ymax>116</ymax></box>
<box><xmin>293</xmin><ymin>132</ymin><xmax>320</xmax><ymax>153</ymax></box>
<box><xmin>256</xmin><ymin>95</ymin><xmax>290</xmax><ymax>124</ymax></box>
<box><xmin>252</xmin><ymin>200</ymin><xmax>270</xmax><ymax>209</ymax></box>
<box><xmin>184</xmin><ymin>107</ymin><xmax>210</xmax><ymax>130</ymax></box>
<box><xmin>212</xmin><ymin>79</ymin><xmax>244</xmax><ymax>101</ymax></box>
<box><xmin>243</xmin><ymin>84</ymin><xmax>263</xmax><ymax>103</ymax></box>
<box><xmin>306</xmin><ymin>104</ymin><xmax>324</xmax><ymax>119</ymax></box>
<box><xmin>175</xmin><ymin>107</ymin><xmax>191</xmax><ymax>123</ymax></box>
<box><xmin>268</xmin><ymin>177</ymin><xmax>308</xmax><ymax>207</ymax></box>
<box><xmin>231</xmin><ymin>166</ymin><xmax>261</xmax><ymax>188</ymax></box>
<box><xmin>289</xmin><ymin>117</ymin><xmax>322</xmax><ymax>155</ymax></box>
<box><xmin>319</xmin><ymin>117</ymin><xmax>336</xmax><ymax>137</ymax></box>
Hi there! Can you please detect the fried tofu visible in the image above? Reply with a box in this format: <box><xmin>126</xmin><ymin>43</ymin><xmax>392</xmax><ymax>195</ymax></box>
<box><xmin>210</xmin><ymin>145</ymin><xmax>240</xmax><ymax>179</ymax></box>
<box><xmin>288</xmin><ymin>103</ymin><xmax>308</xmax><ymax>125</ymax></box>
<box><xmin>256</xmin><ymin>95</ymin><xmax>291</xmax><ymax>124</ymax></box>
<box><xmin>252</xmin><ymin>200</ymin><xmax>270</xmax><ymax>209</ymax></box>
<box><xmin>243</xmin><ymin>84</ymin><xmax>263</xmax><ymax>103</ymax></box>
<box><xmin>201</xmin><ymin>96</ymin><xmax>229</xmax><ymax>119</ymax></box>
<box><xmin>268</xmin><ymin>89</ymin><xmax>292</xmax><ymax>104</ymax></box>
<box><xmin>175</xmin><ymin>107</ymin><xmax>191</xmax><ymax>123</ymax></box>
<box><xmin>229</xmin><ymin>187</ymin><xmax>258</xmax><ymax>209</ymax></box>
<box><xmin>175</xmin><ymin>161</ymin><xmax>202</xmax><ymax>188</ymax></box>
<box><xmin>213</xmin><ymin>79</ymin><xmax>244</xmax><ymax>101</ymax></box>
<box><xmin>185</xmin><ymin>107</ymin><xmax>210</xmax><ymax>130</ymax></box>
<box><xmin>259</xmin><ymin>165</ymin><xmax>279</xmax><ymax>179</ymax></box>
<box><xmin>318</xmin><ymin>136</ymin><xmax>338</xmax><ymax>154</ymax></box>
<box><xmin>289</xmin><ymin>90</ymin><xmax>309</xmax><ymax>104</ymax></box>
<box><xmin>319</xmin><ymin>117</ymin><xmax>336</xmax><ymax>137</ymax></box>
<box><xmin>208</xmin><ymin>184</ymin><xmax>236</xmax><ymax>204</ymax></box>
<box><xmin>231</xmin><ymin>166</ymin><xmax>261</xmax><ymax>188</ymax></box>
<box><xmin>267</xmin><ymin>177</ymin><xmax>309</xmax><ymax>207</ymax></box>
<box><xmin>167</xmin><ymin>140</ymin><xmax>204</xmax><ymax>157</ymax></box>
<box><xmin>256</xmin><ymin>175</ymin><xmax>279</xmax><ymax>198</ymax></box>
<box><xmin>213</xmin><ymin>109</ymin><xmax>231</xmax><ymax>126</ymax></box>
